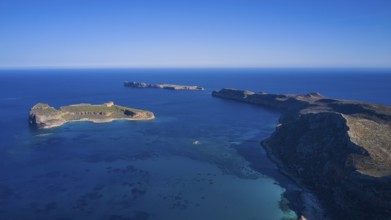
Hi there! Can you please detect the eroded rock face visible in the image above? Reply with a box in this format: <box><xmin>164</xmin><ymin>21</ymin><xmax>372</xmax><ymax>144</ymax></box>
<box><xmin>29</xmin><ymin>102</ymin><xmax>155</xmax><ymax>129</ymax></box>
<box><xmin>212</xmin><ymin>88</ymin><xmax>391</xmax><ymax>219</ymax></box>
<box><xmin>29</xmin><ymin>103</ymin><xmax>66</xmax><ymax>128</ymax></box>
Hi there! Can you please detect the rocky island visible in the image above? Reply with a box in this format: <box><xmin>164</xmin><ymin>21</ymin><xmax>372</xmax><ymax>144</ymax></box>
<box><xmin>124</xmin><ymin>81</ymin><xmax>204</xmax><ymax>90</ymax></box>
<box><xmin>212</xmin><ymin>88</ymin><xmax>391</xmax><ymax>220</ymax></box>
<box><xmin>29</xmin><ymin>102</ymin><xmax>155</xmax><ymax>129</ymax></box>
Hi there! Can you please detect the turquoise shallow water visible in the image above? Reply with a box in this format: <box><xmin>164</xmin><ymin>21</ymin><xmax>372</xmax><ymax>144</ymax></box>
<box><xmin>1</xmin><ymin>68</ymin><xmax>391</xmax><ymax>220</ymax></box>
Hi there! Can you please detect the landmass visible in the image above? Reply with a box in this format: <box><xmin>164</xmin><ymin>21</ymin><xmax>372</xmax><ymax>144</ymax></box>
<box><xmin>29</xmin><ymin>101</ymin><xmax>155</xmax><ymax>129</ymax></box>
<box><xmin>212</xmin><ymin>88</ymin><xmax>391</xmax><ymax>220</ymax></box>
<box><xmin>124</xmin><ymin>81</ymin><xmax>204</xmax><ymax>90</ymax></box>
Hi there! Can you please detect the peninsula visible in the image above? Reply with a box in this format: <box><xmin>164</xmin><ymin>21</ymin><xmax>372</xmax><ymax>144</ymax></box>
<box><xmin>124</xmin><ymin>81</ymin><xmax>204</xmax><ymax>90</ymax></box>
<box><xmin>29</xmin><ymin>102</ymin><xmax>155</xmax><ymax>129</ymax></box>
<box><xmin>212</xmin><ymin>88</ymin><xmax>391</xmax><ymax>220</ymax></box>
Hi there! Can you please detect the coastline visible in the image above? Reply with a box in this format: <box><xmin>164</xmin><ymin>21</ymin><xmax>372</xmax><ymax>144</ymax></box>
<box><xmin>261</xmin><ymin>140</ymin><xmax>327</xmax><ymax>220</ymax></box>
<box><xmin>38</xmin><ymin>116</ymin><xmax>155</xmax><ymax>129</ymax></box>
<box><xmin>212</xmin><ymin>87</ymin><xmax>391</xmax><ymax>219</ymax></box>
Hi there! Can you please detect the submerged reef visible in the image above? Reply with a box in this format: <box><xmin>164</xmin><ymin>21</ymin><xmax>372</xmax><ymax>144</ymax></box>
<box><xmin>124</xmin><ymin>81</ymin><xmax>204</xmax><ymax>90</ymax></box>
<box><xmin>213</xmin><ymin>88</ymin><xmax>391</xmax><ymax>220</ymax></box>
<box><xmin>29</xmin><ymin>102</ymin><xmax>154</xmax><ymax>129</ymax></box>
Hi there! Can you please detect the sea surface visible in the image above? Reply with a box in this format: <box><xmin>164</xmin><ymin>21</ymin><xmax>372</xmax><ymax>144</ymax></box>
<box><xmin>0</xmin><ymin>68</ymin><xmax>391</xmax><ymax>220</ymax></box>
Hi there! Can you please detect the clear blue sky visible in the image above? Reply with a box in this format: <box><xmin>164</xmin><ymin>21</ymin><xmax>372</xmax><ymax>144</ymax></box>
<box><xmin>1</xmin><ymin>0</ymin><xmax>390</xmax><ymax>68</ymax></box>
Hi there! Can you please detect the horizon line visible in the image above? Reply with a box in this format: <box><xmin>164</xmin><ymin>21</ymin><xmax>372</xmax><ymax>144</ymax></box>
<box><xmin>1</xmin><ymin>65</ymin><xmax>391</xmax><ymax>70</ymax></box>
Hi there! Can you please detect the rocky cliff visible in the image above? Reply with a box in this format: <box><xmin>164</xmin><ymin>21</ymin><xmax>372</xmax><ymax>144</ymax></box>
<box><xmin>212</xmin><ymin>88</ymin><xmax>391</xmax><ymax>219</ymax></box>
<box><xmin>29</xmin><ymin>102</ymin><xmax>155</xmax><ymax>129</ymax></box>
<box><xmin>124</xmin><ymin>81</ymin><xmax>204</xmax><ymax>90</ymax></box>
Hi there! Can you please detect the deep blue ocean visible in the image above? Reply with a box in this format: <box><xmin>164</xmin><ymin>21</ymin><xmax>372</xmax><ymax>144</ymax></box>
<box><xmin>1</xmin><ymin>68</ymin><xmax>391</xmax><ymax>220</ymax></box>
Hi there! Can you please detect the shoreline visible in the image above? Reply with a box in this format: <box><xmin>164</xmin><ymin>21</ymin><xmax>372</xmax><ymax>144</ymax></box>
<box><xmin>38</xmin><ymin>116</ymin><xmax>155</xmax><ymax>129</ymax></box>
<box><xmin>262</xmin><ymin>138</ymin><xmax>328</xmax><ymax>220</ymax></box>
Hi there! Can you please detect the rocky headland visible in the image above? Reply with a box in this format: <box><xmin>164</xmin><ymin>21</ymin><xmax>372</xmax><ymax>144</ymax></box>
<box><xmin>124</xmin><ymin>81</ymin><xmax>204</xmax><ymax>90</ymax></box>
<box><xmin>29</xmin><ymin>102</ymin><xmax>155</xmax><ymax>129</ymax></box>
<box><xmin>212</xmin><ymin>88</ymin><xmax>391</xmax><ymax>220</ymax></box>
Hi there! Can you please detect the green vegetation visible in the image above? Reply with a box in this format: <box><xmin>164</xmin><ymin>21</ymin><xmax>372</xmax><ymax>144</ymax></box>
<box><xmin>29</xmin><ymin>102</ymin><xmax>154</xmax><ymax>128</ymax></box>
<box><xmin>31</xmin><ymin>103</ymin><xmax>59</xmax><ymax>115</ymax></box>
<box><xmin>60</xmin><ymin>104</ymin><xmax>142</xmax><ymax>114</ymax></box>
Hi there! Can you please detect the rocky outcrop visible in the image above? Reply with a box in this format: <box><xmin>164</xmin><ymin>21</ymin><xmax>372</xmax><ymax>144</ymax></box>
<box><xmin>212</xmin><ymin>88</ymin><xmax>391</xmax><ymax>219</ymax></box>
<box><xmin>29</xmin><ymin>103</ymin><xmax>66</xmax><ymax>128</ymax></box>
<box><xmin>124</xmin><ymin>81</ymin><xmax>204</xmax><ymax>90</ymax></box>
<box><xmin>29</xmin><ymin>102</ymin><xmax>155</xmax><ymax>129</ymax></box>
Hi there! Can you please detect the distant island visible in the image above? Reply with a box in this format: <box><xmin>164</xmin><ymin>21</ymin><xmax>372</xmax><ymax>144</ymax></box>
<box><xmin>124</xmin><ymin>81</ymin><xmax>204</xmax><ymax>90</ymax></box>
<box><xmin>29</xmin><ymin>102</ymin><xmax>155</xmax><ymax>129</ymax></box>
<box><xmin>212</xmin><ymin>88</ymin><xmax>391</xmax><ymax>220</ymax></box>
